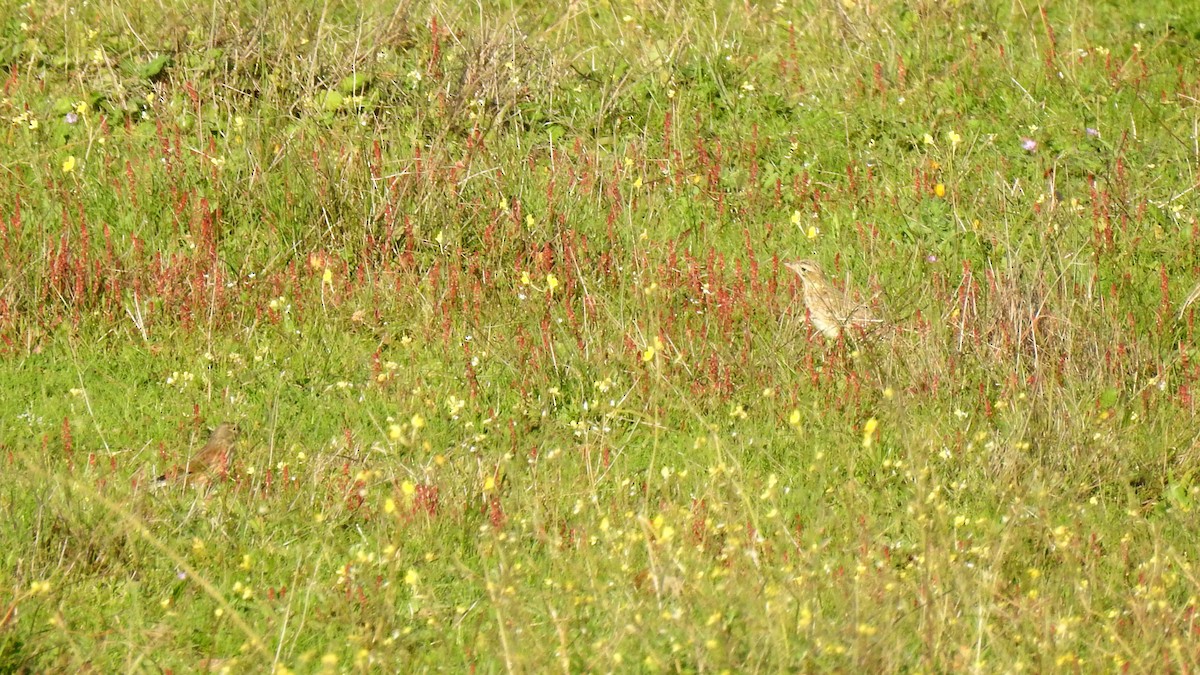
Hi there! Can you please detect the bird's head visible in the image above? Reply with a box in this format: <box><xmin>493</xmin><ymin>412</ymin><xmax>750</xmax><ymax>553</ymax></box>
<box><xmin>784</xmin><ymin>259</ymin><xmax>826</xmax><ymax>283</ymax></box>
<box><xmin>211</xmin><ymin>423</ymin><xmax>241</xmax><ymax>444</ymax></box>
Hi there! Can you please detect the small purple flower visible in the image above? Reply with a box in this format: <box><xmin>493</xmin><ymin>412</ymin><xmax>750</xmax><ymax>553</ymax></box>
<box><xmin>64</xmin><ymin>112</ymin><xmax>78</xmax><ymax>125</ymax></box>
<box><xmin>1020</xmin><ymin>137</ymin><xmax>1037</xmax><ymax>152</ymax></box>
<box><xmin>1086</xmin><ymin>127</ymin><xmax>1100</xmax><ymax>138</ymax></box>
<box><xmin>926</xmin><ymin>254</ymin><xmax>939</xmax><ymax>263</ymax></box>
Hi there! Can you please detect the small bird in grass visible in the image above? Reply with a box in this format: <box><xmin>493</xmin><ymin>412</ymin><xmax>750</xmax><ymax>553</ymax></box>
<box><xmin>785</xmin><ymin>259</ymin><xmax>881</xmax><ymax>339</ymax></box>
<box><xmin>155</xmin><ymin>423</ymin><xmax>240</xmax><ymax>487</ymax></box>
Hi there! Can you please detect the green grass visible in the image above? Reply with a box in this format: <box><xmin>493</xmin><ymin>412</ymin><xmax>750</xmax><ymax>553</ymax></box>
<box><xmin>4</xmin><ymin>0</ymin><xmax>1200</xmax><ymax>670</ymax></box>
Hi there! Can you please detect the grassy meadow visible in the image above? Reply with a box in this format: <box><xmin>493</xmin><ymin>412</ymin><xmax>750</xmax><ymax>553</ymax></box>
<box><xmin>4</xmin><ymin>0</ymin><xmax>1200</xmax><ymax>671</ymax></box>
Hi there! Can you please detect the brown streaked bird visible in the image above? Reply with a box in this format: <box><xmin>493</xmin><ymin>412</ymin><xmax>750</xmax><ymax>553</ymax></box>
<box><xmin>785</xmin><ymin>259</ymin><xmax>880</xmax><ymax>339</ymax></box>
<box><xmin>155</xmin><ymin>423</ymin><xmax>240</xmax><ymax>487</ymax></box>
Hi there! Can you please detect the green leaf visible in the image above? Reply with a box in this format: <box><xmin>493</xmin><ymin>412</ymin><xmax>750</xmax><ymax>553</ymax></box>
<box><xmin>1165</xmin><ymin>481</ymin><xmax>1192</xmax><ymax>512</ymax></box>
<box><xmin>138</xmin><ymin>54</ymin><xmax>171</xmax><ymax>80</ymax></box>
<box><xmin>201</xmin><ymin>48</ymin><xmax>224</xmax><ymax>71</ymax></box>
<box><xmin>1099</xmin><ymin>387</ymin><xmax>1119</xmax><ymax>408</ymax></box>
<box><xmin>321</xmin><ymin>90</ymin><xmax>344</xmax><ymax>111</ymax></box>
<box><xmin>0</xmin><ymin>39</ymin><xmax>22</xmax><ymax>65</ymax></box>
<box><xmin>337</xmin><ymin>72</ymin><xmax>373</xmax><ymax>95</ymax></box>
